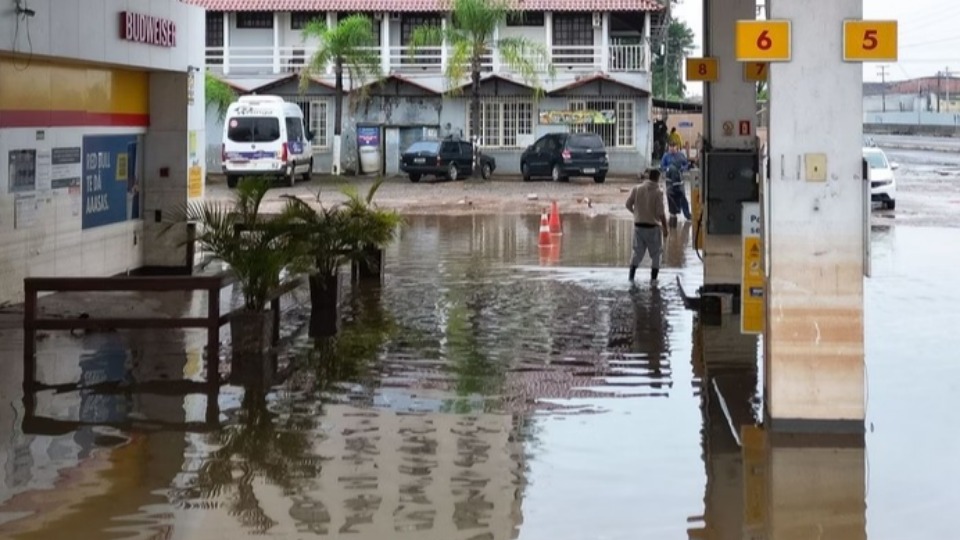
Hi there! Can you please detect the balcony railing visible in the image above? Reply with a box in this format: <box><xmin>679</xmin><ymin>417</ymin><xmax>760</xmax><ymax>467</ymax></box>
<box><xmin>206</xmin><ymin>43</ymin><xmax>649</xmax><ymax>77</ymax></box>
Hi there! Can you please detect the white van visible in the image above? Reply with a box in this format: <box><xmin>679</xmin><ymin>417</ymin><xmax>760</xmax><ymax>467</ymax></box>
<box><xmin>221</xmin><ymin>95</ymin><xmax>313</xmax><ymax>188</ymax></box>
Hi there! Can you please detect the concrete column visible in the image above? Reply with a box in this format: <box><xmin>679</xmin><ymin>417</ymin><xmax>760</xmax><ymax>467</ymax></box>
<box><xmin>380</xmin><ymin>14</ymin><xmax>390</xmax><ymax>74</ymax></box>
<box><xmin>545</xmin><ymin>12</ymin><xmax>553</xmax><ymax>64</ymax></box>
<box><xmin>441</xmin><ymin>17</ymin><xmax>449</xmax><ymax>73</ymax></box>
<box><xmin>492</xmin><ymin>21</ymin><xmax>500</xmax><ymax>73</ymax></box>
<box><xmin>600</xmin><ymin>12</ymin><xmax>610</xmax><ymax>71</ymax></box>
<box><xmin>643</xmin><ymin>12</ymin><xmax>651</xmax><ymax>71</ymax></box>
<box><xmin>222</xmin><ymin>13</ymin><xmax>231</xmax><ymax>75</ymax></box>
<box><xmin>766</xmin><ymin>0</ymin><xmax>865</xmax><ymax>429</ymax></box>
<box><xmin>272</xmin><ymin>12</ymin><xmax>281</xmax><ymax>74</ymax></box>
<box><xmin>702</xmin><ymin>0</ymin><xmax>757</xmax><ymax>289</ymax></box>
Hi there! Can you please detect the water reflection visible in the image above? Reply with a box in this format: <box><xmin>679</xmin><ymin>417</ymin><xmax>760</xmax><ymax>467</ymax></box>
<box><xmin>1</xmin><ymin>216</ymin><xmax>956</xmax><ymax>538</ymax></box>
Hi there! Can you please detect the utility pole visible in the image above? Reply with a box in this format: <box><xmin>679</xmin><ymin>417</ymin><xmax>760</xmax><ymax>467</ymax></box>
<box><xmin>662</xmin><ymin>32</ymin><xmax>669</xmax><ymax>101</ymax></box>
<box><xmin>946</xmin><ymin>66</ymin><xmax>952</xmax><ymax>109</ymax></box>
<box><xmin>937</xmin><ymin>71</ymin><xmax>942</xmax><ymax>112</ymax></box>
<box><xmin>877</xmin><ymin>65</ymin><xmax>889</xmax><ymax>112</ymax></box>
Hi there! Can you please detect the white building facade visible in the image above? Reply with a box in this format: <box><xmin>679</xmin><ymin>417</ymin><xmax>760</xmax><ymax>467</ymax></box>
<box><xmin>0</xmin><ymin>0</ymin><xmax>207</xmax><ymax>305</ymax></box>
<box><xmin>188</xmin><ymin>0</ymin><xmax>663</xmax><ymax>176</ymax></box>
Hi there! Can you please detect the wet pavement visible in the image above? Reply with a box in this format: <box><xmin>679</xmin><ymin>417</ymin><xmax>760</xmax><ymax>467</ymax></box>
<box><xmin>1</xmin><ymin>205</ymin><xmax>959</xmax><ymax>538</ymax></box>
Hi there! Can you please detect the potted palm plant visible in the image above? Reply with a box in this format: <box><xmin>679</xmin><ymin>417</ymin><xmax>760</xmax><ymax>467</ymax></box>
<box><xmin>279</xmin><ymin>182</ymin><xmax>400</xmax><ymax>336</ymax></box>
<box><xmin>340</xmin><ymin>180</ymin><xmax>402</xmax><ymax>280</ymax></box>
<box><xmin>168</xmin><ymin>178</ymin><xmax>297</xmax><ymax>358</ymax></box>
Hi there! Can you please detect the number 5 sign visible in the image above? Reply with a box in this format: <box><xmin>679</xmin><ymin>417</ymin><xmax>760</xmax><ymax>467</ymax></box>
<box><xmin>735</xmin><ymin>20</ymin><xmax>792</xmax><ymax>62</ymax></box>
<box><xmin>843</xmin><ymin>20</ymin><xmax>898</xmax><ymax>62</ymax></box>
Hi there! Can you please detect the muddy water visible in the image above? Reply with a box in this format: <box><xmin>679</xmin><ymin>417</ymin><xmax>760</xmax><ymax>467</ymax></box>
<box><xmin>0</xmin><ymin>215</ymin><xmax>957</xmax><ymax>539</ymax></box>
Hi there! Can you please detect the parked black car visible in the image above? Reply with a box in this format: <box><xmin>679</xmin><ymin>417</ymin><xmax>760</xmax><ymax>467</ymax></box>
<box><xmin>520</xmin><ymin>132</ymin><xmax>609</xmax><ymax>183</ymax></box>
<box><xmin>400</xmin><ymin>139</ymin><xmax>496</xmax><ymax>182</ymax></box>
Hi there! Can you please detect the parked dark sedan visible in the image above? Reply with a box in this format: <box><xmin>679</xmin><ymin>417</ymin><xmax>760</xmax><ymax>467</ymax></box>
<box><xmin>400</xmin><ymin>139</ymin><xmax>496</xmax><ymax>182</ymax></box>
<box><xmin>520</xmin><ymin>132</ymin><xmax>609</xmax><ymax>183</ymax></box>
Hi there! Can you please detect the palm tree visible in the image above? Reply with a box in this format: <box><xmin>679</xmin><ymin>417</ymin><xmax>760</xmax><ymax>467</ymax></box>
<box><xmin>411</xmin><ymin>0</ymin><xmax>553</xmax><ymax>177</ymax></box>
<box><xmin>300</xmin><ymin>15</ymin><xmax>382</xmax><ymax>176</ymax></box>
<box><xmin>205</xmin><ymin>71</ymin><xmax>236</xmax><ymax>121</ymax></box>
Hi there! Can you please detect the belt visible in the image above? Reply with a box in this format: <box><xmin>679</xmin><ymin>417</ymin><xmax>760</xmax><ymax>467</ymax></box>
<box><xmin>634</xmin><ymin>223</ymin><xmax>657</xmax><ymax>228</ymax></box>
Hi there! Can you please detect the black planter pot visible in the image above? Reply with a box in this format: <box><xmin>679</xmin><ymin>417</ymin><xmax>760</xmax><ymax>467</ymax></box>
<box><xmin>230</xmin><ymin>309</ymin><xmax>275</xmax><ymax>383</ymax></box>
<box><xmin>351</xmin><ymin>245</ymin><xmax>383</xmax><ymax>281</ymax></box>
<box><xmin>309</xmin><ymin>273</ymin><xmax>340</xmax><ymax>337</ymax></box>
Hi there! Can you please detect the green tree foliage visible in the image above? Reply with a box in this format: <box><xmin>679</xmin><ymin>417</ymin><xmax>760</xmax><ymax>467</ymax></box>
<box><xmin>651</xmin><ymin>20</ymin><xmax>696</xmax><ymax>100</ymax></box>
<box><xmin>205</xmin><ymin>71</ymin><xmax>236</xmax><ymax>121</ymax></box>
<box><xmin>301</xmin><ymin>15</ymin><xmax>382</xmax><ymax>173</ymax></box>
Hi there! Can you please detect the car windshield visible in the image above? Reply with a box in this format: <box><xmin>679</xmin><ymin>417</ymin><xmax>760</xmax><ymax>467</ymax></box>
<box><xmin>227</xmin><ymin>117</ymin><xmax>280</xmax><ymax>143</ymax></box>
<box><xmin>863</xmin><ymin>151</ymin><xmax>888</xmax><ymax>169</ymax></box>
<box><xmin>567</xmin><ymin>134</ymin><xmax>604</xmax><ymax>150</ymax></box>
<box><xmin>405</xmin><ymin>141</ymin><xmax>439</xmax><ymax>153</ymax></box>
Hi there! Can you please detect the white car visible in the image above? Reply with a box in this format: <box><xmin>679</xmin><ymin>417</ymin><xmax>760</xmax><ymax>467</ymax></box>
<box><xmin>863</xmin><ymin>147</ymin><xmax>897</xmax><ymax>210</ymax></box>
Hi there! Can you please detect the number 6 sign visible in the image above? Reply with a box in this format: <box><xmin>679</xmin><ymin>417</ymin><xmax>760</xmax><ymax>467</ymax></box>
<box><xmin>843</xmin><ymin>20</ymin><xmax>898</xmax><ymax>62</ymax></box>
<box><xmin>735</xmin><ymin>20</ymin><xmax>792</xmax><ymax>62</ymax></box>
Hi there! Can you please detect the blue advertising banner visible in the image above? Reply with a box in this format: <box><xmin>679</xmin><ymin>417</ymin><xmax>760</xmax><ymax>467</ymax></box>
<box><xmin>82</xmin><ymin>135</ymin><xmax>139</xmax><ymax>229</ymax></box>
<box><xmin>357</xmin><ymin>126</ymin><xmax>380</xmax><ymax>148</ymax></box>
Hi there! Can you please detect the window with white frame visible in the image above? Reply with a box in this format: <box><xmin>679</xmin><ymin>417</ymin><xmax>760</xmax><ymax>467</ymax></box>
<box><xmin>308</xmin><ymin>101</ymin><xmax>329</xmax><ymax>148</ymax></box>
<box><xmin>569</xmin><ymin>99</ymin><xmax>635</xmax><ymax>148</ymax></box>
<box><xmin>467</xmin><ymin>99</ymin><xmax>533</xmax><ymax>147</ymax></box>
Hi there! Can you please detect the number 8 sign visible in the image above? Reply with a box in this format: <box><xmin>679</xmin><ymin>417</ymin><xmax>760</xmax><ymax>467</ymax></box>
<box><xmin>735</xmin><ymin>20</ymin><xmax>792</xmax><ymax>62</ymax></box>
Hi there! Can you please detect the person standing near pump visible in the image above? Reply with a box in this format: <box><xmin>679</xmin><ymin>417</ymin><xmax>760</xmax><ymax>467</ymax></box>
<box><xmin>661</xmin><ymin>143</ymin><xmax>692</xmax><ymax>221</ymax></box>
<box><xmin>625</xmin><ymin>169</ymin><xmax>669</xmax><ymax>282</ymax></box>
<box><xmin>668</xmin><ymin>126</ymin><xmax>683</xmax><ymax>149</ymax></box>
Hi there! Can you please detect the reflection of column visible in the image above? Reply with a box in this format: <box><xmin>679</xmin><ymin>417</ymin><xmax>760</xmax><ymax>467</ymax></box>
<box><xmin>747</xmin><ymin>429</ymin><xmax>866</xmax><ymax>540</ymax></box>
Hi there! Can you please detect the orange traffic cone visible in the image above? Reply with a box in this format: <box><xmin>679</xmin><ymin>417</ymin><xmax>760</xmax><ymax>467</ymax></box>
<box><xmin>548</xmin><ymin>200</ymin><xmax>563</xmax><ymax>235</ymax></box>
<box><xmin>538</xmin><ymin>211</ymin><xmax>552</xmax><ymax>247</ymax></box>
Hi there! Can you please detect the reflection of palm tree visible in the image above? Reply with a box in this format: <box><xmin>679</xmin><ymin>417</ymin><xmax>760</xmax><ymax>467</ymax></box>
<box><xmin>170</xmin><ymin>389</ymin><xmax>323</xmax><ymax>534</ymax></box>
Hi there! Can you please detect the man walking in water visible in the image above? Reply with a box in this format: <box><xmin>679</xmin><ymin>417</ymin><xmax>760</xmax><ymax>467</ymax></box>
<box><xmin>625</xmin><ymin>169</ymin><xmax>669</xmax><ymax>282</ymax></box>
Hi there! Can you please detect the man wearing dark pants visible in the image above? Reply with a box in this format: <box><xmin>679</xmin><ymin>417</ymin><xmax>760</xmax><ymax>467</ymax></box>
<box><xmin>625</xmin><ymin>169</ymin><xmax>669</xmax><ymax>282</ymax></box>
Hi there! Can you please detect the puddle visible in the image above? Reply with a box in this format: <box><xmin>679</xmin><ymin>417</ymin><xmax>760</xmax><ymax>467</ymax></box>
<box><xmin>0</xmin><ymin>214</ymin><xmax>958</xmax><ymax>539</ymax></box>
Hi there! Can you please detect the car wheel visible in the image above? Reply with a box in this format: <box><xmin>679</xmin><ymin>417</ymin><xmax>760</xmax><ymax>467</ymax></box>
<box><xmin>594</xmin><ymin>175</ymin><xmax>606</xmax><ymax>184</ymax></box>
<box><xmin>301</xmin><ymin>159</ymin><xmax>313</xmax><ymax>182</ymax></box>
<box><xmin>409</xmin><ymin>174</ymin><xmax>421</xmax><ymax>183</ymax></box>
<box><xmin>226</xmin><ymin>175</ymin><xmax>239</xmax><ymax>189</ymax></box>
<box><xmin>551</xmin><ymin>164</ymin><xmax>567</xmax><ymax>182</ymax></box>
<box><xmin>447</xmin><ymin>163</ymin><xmax>458</xmax><ymax>181</ymax></box>
<box><xmin>481</xmin><ymin>162</ymin><xmax>492</xmax><ymax>180</ymax></box>
<box><xmin>885</xmin><ymin>199</ymin><xmax>896</xmax><ymax>210</ymax></box>
<box><xmin>521</xmin><ymin>162</ymin><xmax>532</xmax><ymax>182</ymax></box>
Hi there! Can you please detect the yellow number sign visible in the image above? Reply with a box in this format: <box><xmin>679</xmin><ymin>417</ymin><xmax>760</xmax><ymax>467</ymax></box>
<box><xmin>736</xmin><ymin>20</ymin><xmax>791</xmax><ymax>62</ymax></box>
<box><xmin>686</xmin><ymin>57</ymin><xmax>719</xmax><ymax>82</ymax></box>
<box><xmin>743</xmin><ymin>62</ymin><xmax>768</xmax><ymax>82</ymax></box>
<box><xmin>843</xmin><ymin>20</ymin><xmax>898</xmax><ymax>62</ymax></box>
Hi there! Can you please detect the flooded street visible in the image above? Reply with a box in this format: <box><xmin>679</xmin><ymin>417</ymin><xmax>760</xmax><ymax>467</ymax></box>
<box><xmin>1</xmin><ymin>200</ymin><xmax>959</xmax><ymax>538</ymax></box>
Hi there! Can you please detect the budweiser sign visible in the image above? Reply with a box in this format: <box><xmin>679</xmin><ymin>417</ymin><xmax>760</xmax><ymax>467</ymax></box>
<box><xmin>119</xmin><ymin>11</ymin><xmax>177</xmax><ymax>48</ymax></box>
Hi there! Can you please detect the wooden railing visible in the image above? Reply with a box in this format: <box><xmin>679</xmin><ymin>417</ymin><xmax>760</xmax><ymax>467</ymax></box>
<box><xmin>22</xmin><ymin>273</ymin><xmax>305</xmax><ymax>388</ymax></box>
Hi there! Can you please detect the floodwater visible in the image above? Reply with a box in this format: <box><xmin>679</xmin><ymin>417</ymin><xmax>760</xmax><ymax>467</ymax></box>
<box><xmin>0</xmin><ymin>213</ymin><xmax>958</xmax><ymax>539</ymax></box>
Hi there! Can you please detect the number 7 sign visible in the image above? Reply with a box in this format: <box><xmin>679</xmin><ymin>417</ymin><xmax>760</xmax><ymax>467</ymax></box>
<box><xmin>843</xmin><ymin>20</ymin><xmax>898</xmax><ymax>62</ymax></box>
<box><xmin>735</xmin><ymin>20</ymin><xmax>792</xmax><ymax>62</ymax></box>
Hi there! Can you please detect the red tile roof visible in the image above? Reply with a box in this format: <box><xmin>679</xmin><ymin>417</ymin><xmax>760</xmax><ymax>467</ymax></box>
<box><xmin>183</xmin><ymin>0</ymin><xmax>664</xmax><ymax>12</ymax></box>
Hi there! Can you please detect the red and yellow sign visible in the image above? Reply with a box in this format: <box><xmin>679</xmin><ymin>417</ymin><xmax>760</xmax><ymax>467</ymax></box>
<box><xmin>843</xmin><ymin>20</ymin><xmax>898</xmax><ymax>62</ymax></box>
<box><xmin>736</xmin><ymin>20</ymin><xmax>792</xmax><ymax>62</ymax></box>
<box><xmin>685</xmin><ymin>57</ymin><xmax>719</xmax><ymax>82</ymax></box>
<box><xmin>0</xmin><ymin>58</ymin><xmax>149</xmax><ymax>128</ymax></box>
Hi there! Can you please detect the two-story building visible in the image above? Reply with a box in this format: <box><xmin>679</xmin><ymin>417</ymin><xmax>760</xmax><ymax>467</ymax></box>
<box><xmin>188</xmin><ymin>0</ymin><xmax>665</xmax><ymax>176</ymax></box>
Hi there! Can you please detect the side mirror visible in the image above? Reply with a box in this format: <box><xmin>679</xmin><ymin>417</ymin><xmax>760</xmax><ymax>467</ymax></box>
<box><xmin>890</xmin><ymin>162</ymin><xmax>900</xmax><ymax>171</ymax></box>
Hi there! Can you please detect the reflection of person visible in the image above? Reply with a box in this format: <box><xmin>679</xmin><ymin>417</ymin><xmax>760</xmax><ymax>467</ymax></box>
<box><xmin>664</xmin><ymin>221</ymin><xmax>692</xmax><ymax>268</ymax></box>
<box><xmin>661</xmin><ymin>144</ymin><xmax>692</xmax><ymax>220</ymax></box>
<box><xmin>630</xmin><ymin>285</ymin><xmax>668</xmax><ymax>390</ymax></box>
<box><xmin>625</xmin><ymin>169</ymin><xmax>669</xmax><ymax>282</ymax></box>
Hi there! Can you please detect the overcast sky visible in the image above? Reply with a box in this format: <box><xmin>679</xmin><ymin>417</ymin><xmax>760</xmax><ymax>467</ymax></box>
<box><xmin>673</xmin><ymin>0</ymin><xmax>956</xmax><ymax>96</ymax></box>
